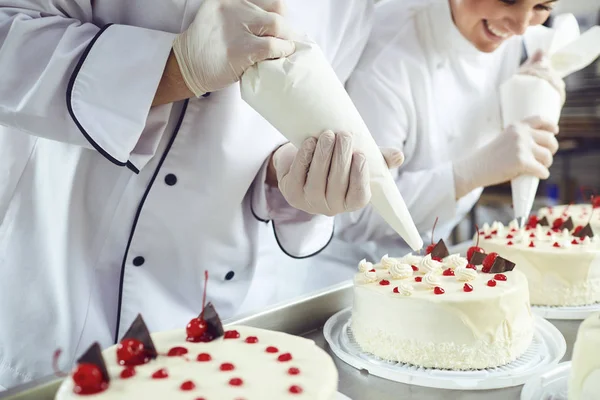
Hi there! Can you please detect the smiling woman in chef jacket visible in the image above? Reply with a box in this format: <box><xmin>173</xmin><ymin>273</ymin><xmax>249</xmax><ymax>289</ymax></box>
<box><xmin>0</xmin><ymin>0</ymin><xmax>407</xmax><ymax>390</ymax></box>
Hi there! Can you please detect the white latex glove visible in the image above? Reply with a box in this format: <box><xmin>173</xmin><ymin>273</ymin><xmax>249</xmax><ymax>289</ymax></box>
<box><xmin>272</xmin><ymin>131</ymin><xmax>405</xmax><ymax>217</ymax></box>
<box><xmin>173</xmin><ymin>0</ymin><xmax>296</xmax><ymax>96</ymax></box>
<box><xmin>453</xmin><ymin>116</ymin><xmax>559</xmax><ymax>199</ymax></box>
<box><xmin>518</xmin><ymin>50</ymin><xmax>566</xmax><ymax>105</ymax></box>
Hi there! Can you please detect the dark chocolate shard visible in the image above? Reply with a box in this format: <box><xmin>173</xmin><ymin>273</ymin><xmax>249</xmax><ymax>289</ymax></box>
<box><xmin>538</xmin><ymin>217</ymin><xmax>549</xmax><ymax>227</ymax></box>
<box><xmin>200</xmin><ymin>302</ymin><xmax>224</xmax><ymax>340</ymax></box>
<box><xmin>559</xmin><ymin>217</ymin><xmax>574</xmax><ymax>232</ymax></box>
<box><xmin>430</xmin><ymin>239</ymin><xmax>449</xmax><ymax>259</ymax></box>
<box><xmin>575</xmin><ymin>224</ymin><xmax>595</xmax><ymax>239</ymax></box>
<box><xmin>470</xmin><ymin>251</ymin><xmax>487</xmax><ymax>266</ymax></box>
<box><xmin>77</xmin><ymin>342</ymin><xmax>110</xmax><ymax>384</ymax></box>
<box><xmin>120</xmin><ymin>314</ymin><xmax>158</xmax><ymax>359</ymax></box>
<box><xmin>489</xmin><ymin>256</ymin><xmax>516</xmax><ymax>274</ymax></box>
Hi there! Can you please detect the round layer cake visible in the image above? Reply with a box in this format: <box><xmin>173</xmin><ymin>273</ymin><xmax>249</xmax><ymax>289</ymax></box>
<box><xmin>538</xmin><ymin>204</ymin><xmax>600</xmax><ymax>234</ymax></box>
<box><xmin>569</xmin><ymin>312</ymin><xmax>600</xmax><ymax>399</ymax></box>
<box><xmin>351</xmin><ymin>249</ymin><xmax>533</xmax><ymax>370</ymax></box>
<box><xmin>478</xmin><ymin>220</ymin><xmax>600</xmax><ymax>306</ymax></box>
<box><xmin>55</xmin><ymin>325</ymin><xmax>338</xmax><ymax>399</ymax></box>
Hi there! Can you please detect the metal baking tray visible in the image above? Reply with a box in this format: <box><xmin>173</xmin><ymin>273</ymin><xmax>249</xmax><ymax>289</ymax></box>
<box><xmin>0</xmin><ymin>280</ymin><xmax>580</xmax><ymax>400</ymax></box>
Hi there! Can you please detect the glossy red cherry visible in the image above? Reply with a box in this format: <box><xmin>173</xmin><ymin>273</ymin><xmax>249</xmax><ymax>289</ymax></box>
<box><xmin>494</xmin><ymin>274</ymin><xmax>507</xmax><ymax>281</ymax></box>
<box><xmin>288</xmin><ymin>367</ymin><xmax>300</xmax><ymax>375</ymax></box>
<box><xmin>245</xmin><ymin>336</ymin><xmax>259</xmax><ymax>344</ymax></box>
<box><xmin>117</xmin><ymin>338</ymin><xmax>148</xmax><ymax>366</ymax></box>
<box><xmin>415</xmin><ymin>277</ymin><xmax>422</xmax><ymax>282</ymax></box>
<box><xmin>220</xmin><ymin>363</ymin><xmax>235</xmax><ymax>371</ymax></box>
<box><xmin>434</xmin><ymin>287</ymin><xmax>445</xmax><ymax>295</ymax></box>
<box><xmin>529</xmin><ymin>241</ymin><xmax>535</xmax><ymax>248</ymax></box>
<box><xmin>197</xmin><ymin>353</ymin><xmax>212</xmax><ymax>362</ymax></box>
<box><xmin>229</xmin><ymin>378</ymin><xmax>243</xmax><ymax>386</ymax></box>
<box><xmin>426</xmin><ymin>244</ymin><xmax>436</xmax><ymax>255</ymax></box>
<box><xmin>443</xmin><ymin>268</ymin><xmax>454</xmax><ymax>276</ymax></box>
<box><xmin>379</xmin><ymin>279</ymin><xmax>390</xmax><ymax>286</ymax></box>
<box><xmin>224</xmin><ymin>330</ymin><xmax>241</xmax><ymax>339</ymax></box>
<box><xmin>186</xmin><ymin>317</ymin><xmax>208</xmax><ymax>341</ymax></box>
<box><xmin>463</xmin><ymin>283</ymin><xmax>473</xmax><ymax>292</ymax></box>
<box><xmin>552</xmin><ymin>218</ymin><xmax>564</xmax><ymax>230</ymax></box>
<box><xmin>120</xmin><ymin>367</ymin><xmax>136</xmax><ymax>379</ymax></box>
<box><xmin>526</xmin><ymin>215</ymin><xmax>538</xmax><ymax>229</ymax></box>
<box><xmin>574</xmin><ymin>226</ymin><xmax>584</xmax><ymax>235</ymax></box>
<box><xmin>278</xmin><ymin>353</ymin><xmax>293</xmax><ymax>362</ymax></box>
<box><xmin>289</xmin><ymin>385</ymin><xmax>303</xmax><ymax>394</ymax></box>
<box><xmin>411</xmin><ymin>265</ymin><xmax>419</xmax><ymax>272</ymax></box>
<box><xmin>482</xmin><ymin>252</ymin><xmax>498</xmax><ymax>272</ymax></box>
<box><xmin>72</xmin><ymin>363</ymin><xmax>106</xmax><ymax>395</ymax></box>
<box><xmin>467</xmin><ymin>224</ymin><xmax>484</xmax><ymax>262</ymax></box>
<box><xmin>487</xmin><ymin>280</ymin><xmax>497</xmax><ymax>287</ymax></box>
<box><xmin>593</xmin><ymin>196</ymin><xmax>600</xmax><ymax>208</ymax></box>
<box><xmin>426</xmin><ymin>216</ymin><xmax>439</xmax><ymax>255</ymax></box>
<box><xmin>152</xmin><ymin>368</ymin><xmax>168</xmax><ymax>379</ymax></box>
<box><xmin>181</xmin><ymin>380</ymin><xmax>196</xmax><ymax>391</ymax></box>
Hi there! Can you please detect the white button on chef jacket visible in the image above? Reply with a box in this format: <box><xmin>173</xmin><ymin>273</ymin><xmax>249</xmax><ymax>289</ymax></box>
<box><xmin>0</xmin><ymin>0</ymin><xmax>373</xmax><ymax>389</ymax></box>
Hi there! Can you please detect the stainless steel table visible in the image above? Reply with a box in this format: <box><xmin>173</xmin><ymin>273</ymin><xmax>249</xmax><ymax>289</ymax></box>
<box><xmin>0</xmin><ymin>281</ymin><xmax>580</xmax><ymax>400</ymax></box>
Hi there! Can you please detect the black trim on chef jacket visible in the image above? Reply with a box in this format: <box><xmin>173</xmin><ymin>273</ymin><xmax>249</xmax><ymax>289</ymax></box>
<box><xmin>67</xmin><ymin>23</ymin><xmax>141</xmax><ymax>175</ymax></box>
<box><xmin>271</xmin><ymin>221</ymin><xmax>335</xmax><ymax>260</ymax></box>
<box><xmin>113</xmin><ymin>100</ymin><xmax>190</xmax><ymax>344</ymax></box>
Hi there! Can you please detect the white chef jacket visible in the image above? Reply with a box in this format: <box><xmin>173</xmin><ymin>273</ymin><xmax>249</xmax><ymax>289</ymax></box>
<box><xmin>335</xmin><ymin>0</ymin><xmax>527</xmax><ymax>258</ymax></box>
<box><xmin>0</xmin><ymin>0</ymin><xmax>373</xmax><ymax>389</ymax></box>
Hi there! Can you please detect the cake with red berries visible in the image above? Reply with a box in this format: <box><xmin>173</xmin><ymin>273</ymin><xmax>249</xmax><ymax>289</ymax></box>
<box><xmin>538</xmin><ymin>202</ymin><xmax>599</xmax><ymax>237</ymax></box>
<box><xmin>477</xmin><ymin>218</ymin><xmax>600</xmax><ymax>306</ymax></box>
<box><xmin>55</xmin><ymin>276</ymin><xmax>338</xmax><ymax>399</ymax></box>
<box><xmin>351</xmin><ymin>239</ymin><xmax>533</xmax><ymax>370</ymax></box>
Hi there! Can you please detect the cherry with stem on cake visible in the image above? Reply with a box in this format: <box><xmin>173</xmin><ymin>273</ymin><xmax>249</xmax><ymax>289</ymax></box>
<box><xmin>116</xmin><ymin>338</ymin><xmax>149</xmax><ymax>366</ymax></box>
<box><xmin>482</xmin><ymin>252</ymin><xmax>498</xmax><ymax>273</ymax></box>
<box><xmin>467</xmin><ymin>225</ymin><xmax>484</xmax><ymax>263</ymax></box>
<box><xmin>186</xmin><ymin>271</ymin><xmax>209</xmax><ymax>341</ymax></box>
<box><xmin>526</xmin><ymin>215</ymin><xmax>539</xmax><ymax>230</ymax></box>
<box><xmin>72</xmin><ymin>364</ymin><xmax>105</xmax><ymax>394</ymax></box>
<box><xmin>426</xmin><ymin>217</ymin><xmax>439</xmax><ymax>255</ymax></box>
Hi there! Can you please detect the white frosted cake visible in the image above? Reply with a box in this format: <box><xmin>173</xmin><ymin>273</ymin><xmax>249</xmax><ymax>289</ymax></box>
<box><xmin>569</xmin><ymin>312</ymin><xmax>600</xmax><ymax>400</ymax></box>
<box><xmin>478</xmin><ymin>219</ymin><xmax>600</xmax><ymax>306</ymax></box>
<box><xmin>538</xmin><ymin>203</ymin><xmax>599</xmax><ymax>234</ymax></box>
<box><xmin>55</xmin><ymin>307</ymin><xmax>337</xmax><ymax>399</ymax></box>
<box><xmin>351</xmin><ymin>240</ymin><xmax>533</xmax><ymax>370</ymax></box>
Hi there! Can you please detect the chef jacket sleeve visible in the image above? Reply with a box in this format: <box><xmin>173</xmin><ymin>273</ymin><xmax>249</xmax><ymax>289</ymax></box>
<box><xmin>251</xmin><ymin>158</ymin><xmax>335</xmax><ymax>259</ymax></box>
<box><xmin>338</xmin><ymin>59</ymin><xmax>464</xmax><ymax>243</ymax></box>
<box><xmin>0</xmin><ymin>3</ymin><xmax>177</xmax><ymax>173</ymax></box>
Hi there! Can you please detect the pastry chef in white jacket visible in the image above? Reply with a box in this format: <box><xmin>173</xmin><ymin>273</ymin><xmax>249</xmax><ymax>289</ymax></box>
<box><xmin>0</xmin><ymin>0</ymin><xmax>404</xmax><ymax>390</ymax></box>
<box><xmin>245</xmin><ymin>0</ymin><xmax>567</xmax><ymax>306</ymax></box>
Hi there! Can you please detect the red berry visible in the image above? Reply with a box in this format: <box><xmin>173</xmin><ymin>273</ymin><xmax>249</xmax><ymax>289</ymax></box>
<box><xmin>506</xmin><ymin>234</ymin><xmax>514</xmax><ymax>239</ymax></box>
<box><xmin>494</xmin><ymin>274</ymin><xmax>507</xmax><ymax>281</ymax></box>
<box><xmin>120</xmin><ymin>367</ymin><xmax>136</xmax><ymax>379</ymax></box>
<box><xmin>245</xmin><ymin>336</ymin><xmax>258</xmax><ymax>344</ymax></box>
<box><xmin>487</xmin><ymin>280</ymin><xmax>497</xmax><ymax>287</ymax></box>
<box><xmin>482</xmin><ymin>253</ymin><xmax>498</xmax><ymax>271</ymax></box>
<box><xmin>289</xmin><ymin>385</ymin><xmax>303</xmax><ymax>394</ymax></box>
<box><xmin>369</xmin><ymin>268</ymin><xmax>376</xmax><ymax>273</ymax></box>
<box><xmin>266</xmin><ymin>346</ymin><xmax>279</xmax><ymax>353</ymax></box>
<box><xmin>379</xmin><ymin>279</ymin><xmax>390</xmax><ymax>286</ymax></box>
<box><xmin>572</xmin><ymin>239</ymin><xmax>579</xmax><ymax>245</ymax></box>
<box><xmin>224</xmin><ymin>330</ymin><xmax>240</xmax><ymax>339</ymax></box>
<box><xmin>526</xmin><ymin>215</ymin><xmax>538</xmax><ymax>229</ymax></box>
<box><xmin>546</xmin><ymin>231</ymin><xmax>553</xmax><ymax>236</ymax></box>
<box><xmin>180</xmin><ymin>380</ymin><xmax>196</xmax><ymax>391</ymax></box>
<box><xmin>463</xmin><ymin>283</ymin><xmax>473</xmax><ymax>292</ymax></box>
<box><xmin>415</xmin><ymin>277</ymin><xmax>422</xmax><ymax>282</ymax></box>
<box><xmin>552</xmin><ymin>242</ymin><xmax>561</xmax><ymax>248</ymax></box>
<box><xmin>220</xmin><ymin>363</ymin><xmax>235</xmax><ymax>371</ymax></box>
<box><xmin>434</xmin><ymin>287</ymin><xmax>445</xmax><ymax>295</ymax></box>
<box><xmin>466</xmin><ymin>264</ymin><xmax>477</xmax><ymax>270</ymax></box>
<box><xmin>186</xmin><ymin>318</ymin><xmax>208</xmax><ymax>341</ymax></box>
<box><xmin>116</xmin><ymin>338</ymin><xmax>148</xmax><ymax>366</ymax></box>
<box><xmin>507</xmin><ymin>241</ymin><xmax>514</xmax><ymax>246</ymax></box>
<box><xmin>529</xmin><ymin>233</ymin><xmax>536</xmax><ymax>238</ymax></box>
<box><xmin>529</xmin><ymin>241</ymin><xmax>535</xmax><ymax>248</ymax></box>
<box><xmin>288</xmin><ymin>367</ymin><xmax>300</xmax><ymax>375</ymax></box>
<box><xmin>426</xmin><ymin>244</ymin><xmax>436</xmax><ymax>254</ymax></box>
<box><xmin>574</xmin><ymin>226</ymin><xmax>583</xmax><ymax>235</ymax></box>
<box><xmin>443</xmin><ymin>268</ymin><xmax>455</xmax><ymax>276</ymax></box>
<box><xmin>411</xmin><ymin>265</ymin><xmax>418</xmax><ymax>271</ymax></box>
<box><xmin>491</xmin><ymin>230</ymin><xmax>498</xmax><ymax>235</ymax></box>
<box><xmin>229</xmin><ymin>378</ymin><xmax>243</xmax><ymax>386</ymax></box>
<box><xmin>393</xmin><ymin>287</ymin><xmax>399</xmax><ymax>294</ymax></box>
<box><xmin>552</xmin><ymin>218</ymin><xmax>564</xmax><ymax>229</ymax></box>
<box><xmin>484</xmin><ymin>235</ymin><xmax>492</xmax><ymax>239</ymax></box>
<box><xmin>152</xmin><ymin>368</ymin><xmax>168</xmax><ymax>379</ymax></box>
<box><xmin>278</xmin><ymin>353</ymin><xmax>293</xmax><ymax>362</ymax></box>
<box><xmin>197</xmin><ymin>353</ymin><xmax>211</xmax><ymax>362</ymax></box>
<box><xmin>72</xmin><ymin>364</ymin><xmax>104</xmax><ymax>394</ymax></box>
<box><xmin>167</xmin><ymin>347</ymin><xmax>188</xmax><ymax>357</ymax></box>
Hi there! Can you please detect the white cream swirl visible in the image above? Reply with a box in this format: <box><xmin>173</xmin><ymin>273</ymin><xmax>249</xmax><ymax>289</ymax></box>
<box><xmin>508</xmin><ymin>219</ymin><xmax>519</xmax><ymax>230</ymax></box>
<box><xmin>363</xmin><ymin>270</ymin><xmax>378</xmax><ymax>283</ymax></box>
<box><xmin>535</xmin><ymin>224</ymin><xmax>545</xmax><ymax>239</ymax></box>
<box><xmin>358</xmin><ymin>259</ymin><xmax>373</xmax><ymax>272</ymax></box>
<box><xmin>396</xmin><ymin>283</ymin><xmax>414</xmax><ymax>296</ymax></box>
<box><xmin>390</xmin><ymin>263</ymin><xmax>413</xmax><ymax>280</ymax></box>
<box><xmin>444</xmin><ymin>253</ymin><xmax>467</xmax><ymax>270</ymax></box>
<box><xmin>419</xmin><ymin>254</ymin><xmax>443</xmax><ymax>274</ymax></box>
<box><xmin>424</xmin><ymin>271</ymin><xmax>441</xmax><ymax>288</ymax></box>
<box><xmin>582</xmin><ymin>236</ymin><xmax>592</xmax><ymax>245</ymax></box>
<box><xmin>562</xmin><ymin>228</ymin><xmax>571</xmax><ymax>241</ymax></box>
<box><xmin>399</xmin><ymin>253</ymin><xmax>423</xmax><ymax>266</ymax></box>
<box><xmin>455</xmin><ymin>266</ymin><xmax>478</xmax><ymax>282</ymax></box>
<box><xmin>560</xmin><ymin>239</ymin><xmax>572</xmax><ymax>249</ymax></box>
<box><xmin>482</xmin><ymin>223</ymin><xmax>491</xmax><ymax>234</ymax></box>
<box><xmin>380</xmin><ymin>254</ymin><xmax>397</xmax><ymax>270</ymax></box>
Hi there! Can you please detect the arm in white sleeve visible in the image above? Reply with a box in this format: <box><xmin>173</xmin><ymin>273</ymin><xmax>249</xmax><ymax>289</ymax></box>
<box><xmin>251</xmin><ymin>158</ymin><xmax>334</xmax><ymax>258</ymax></box>
<box><xmin>0</xmin><ymin>2</ymin><xmax>177</xmax><ymax>172</ymax></box>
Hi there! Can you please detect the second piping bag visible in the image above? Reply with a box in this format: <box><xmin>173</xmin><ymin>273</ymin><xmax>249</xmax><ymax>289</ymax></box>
<box><xmin>500</xmin><ymin>14</ymin><xmax>600</xmax><ymax>226</ymax></box>
<box><xmin>240</xmin><ymin>37</ymin><xmax>423</xmax><ymax>251</ymax></box>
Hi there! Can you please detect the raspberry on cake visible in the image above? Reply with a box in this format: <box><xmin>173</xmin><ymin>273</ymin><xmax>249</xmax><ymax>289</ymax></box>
<box><xmin>351</xmin><ymin>247</ymin><xmax>533</xmax><ymax>370</ymax></box>
<box><xmin>478</xmin><ymin>220</ymin><xmax>600</xmax><ymax>306</ymax></box>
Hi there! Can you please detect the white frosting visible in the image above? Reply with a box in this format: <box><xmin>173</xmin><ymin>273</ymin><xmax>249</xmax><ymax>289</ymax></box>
<box><xmin>363</xmin><ymin>270</ymin><xmax>378</xmax><ymax>283</ymax></box>
<box><xmin>358</xmin><ymin>259</ymin><xmax>373</xmax><ymax>272</ymax></box>
<box><xmin>353</xmin><ymin>258</ymin><xmax>534</xmax><ymax>370</ymax></box>
<box><xmin>455</xmin><ymin>266</ymin><xmax>478</xmax><ymax>282</ymax></box>
<box><xmin>444</xmin><ymin>254</ymin><xmax>468</xmax><ymax>270</ymax></box>
<box><xmin>55</xmin><ymin>326</ymin><xmax>338</xmax><ymax>400</ymax></box>
<box><xmin>482</xmin><ymin>223</ymin><xmax>491</xmax><ymax>234</ymax></box>
<box><xmin>399</xmin><ymin>253</ymin><xmax>423</xmax><ymax>266</ymax></box>
<box><xmin>419</xmin><ymin>254</ymin><xmax>443</xmax><ymax>274</ymax></box>
<box><xmin>509</xmin><ymin>219</ymin><xmax>519</xmax><ymax>230</ymax></box>
<box><xmin>423</xmin><ymin>271</ymin><xmax>441</xmax><ymax>288</ymax></box>
<box><xmin>390</xmin><ymin>263</ymin><xmax>413</xmax><ymax>280</ymax></box>
<box><xmin>569</xmin><ymin>313</ymin><xmax>600</xmax><ymax>400</ymax></box>
<box><xmin>380</xmin><ymin>254</ymin><xmax>397</xmax><ymax>270</ymax></box>
<box><xmin>395</xmin><ymin>283</ymin><xmax>414</xmax><ymax>296</ymax></box>
<box><xmin>582</xmin><ymin>236</ymin><xmax>592</xmax><ymax>245</ymax></box>
<box><xmin>480</xmin><ymin>221</ymin><xmax>600</xmax><ymax>306</ymax></box>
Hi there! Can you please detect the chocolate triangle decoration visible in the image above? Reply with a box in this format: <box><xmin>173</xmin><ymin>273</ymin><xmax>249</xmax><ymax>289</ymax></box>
<box><xmin>489</xmin><ymin>256</ymin><xmax>516</xmax><ymax>274</ymax></box>
<box><xmin>120</xmin><ymin>314</ymin><xmax>158</xmax><ymax>359</ymax></box>
<box><xmin>470</xmin><ymin>251</ymin><xmax>487</xmax><ymax>266</ymax></box>
<box><xmin>77</xmin><ymin>343</ymin><xmax>110</xmax><ymax>384</ymax></box>
<box><xmin>575</xmin><ymin>224</ymin><xmax>595</xmax><ymax>239</ymax></box>
<box><xmin>430</xmin><ymin>239</ymin><xmax>449</xmax><ymax>259</ymax></box>
<box><xmin>200</xmin><ymin>302</ymin><xmax>224</xmax><ymax>340</ymax></box>
<box><xmin>559</xmin><ymin>217</ymin><xmax>574</xmax><ymax>231</ymax></box>
<box><xmin>538</xmin><ymin>217</ymin><xmax>549</xmax><ymax>227</ymax></box>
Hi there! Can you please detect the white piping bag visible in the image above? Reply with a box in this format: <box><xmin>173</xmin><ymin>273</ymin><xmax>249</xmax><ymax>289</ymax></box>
<box><xmin>241</xmin><ymin>39</ymin><xmax>423</xmax><ymax>251</ymax></box>
<box><xmin>500</xmin><ymin>14</ymin><xmax>600</xmax><ymax>227</ymax></box>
